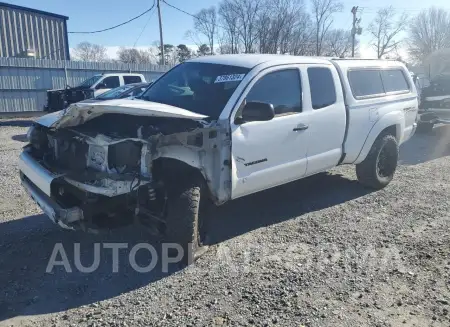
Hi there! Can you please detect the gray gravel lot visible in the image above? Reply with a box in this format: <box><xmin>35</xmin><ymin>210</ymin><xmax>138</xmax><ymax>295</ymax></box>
<box><xmin>0</xmin><ymin>119</ymin><xmax>449</xmax><ymax>327</ymax></box>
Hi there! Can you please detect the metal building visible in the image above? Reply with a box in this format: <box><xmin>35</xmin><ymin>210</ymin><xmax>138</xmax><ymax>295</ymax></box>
<box><xmin>0</xmin><ymin>2</ymin><xmax>69</xmax><ymax>60</ymax></box>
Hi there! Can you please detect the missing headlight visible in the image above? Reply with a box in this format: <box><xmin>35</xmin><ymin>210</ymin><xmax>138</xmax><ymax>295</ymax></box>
<box><xmin>108</xmin><ymin>141</ymin><xmax>142</xmax><ymax>173</ymax></box>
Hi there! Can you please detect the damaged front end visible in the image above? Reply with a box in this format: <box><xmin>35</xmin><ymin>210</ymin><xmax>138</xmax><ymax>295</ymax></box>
<box><xmin>20</xmin><ymin>100</ymin><xmax>231</xmax><ymax>232</ymax></box>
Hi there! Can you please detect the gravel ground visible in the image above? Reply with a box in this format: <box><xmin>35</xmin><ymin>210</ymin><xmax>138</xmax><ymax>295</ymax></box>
<box><xmin>0</xmin><ymin>119</ymin><xmax>449</xmax><ymax>327</ymax></box>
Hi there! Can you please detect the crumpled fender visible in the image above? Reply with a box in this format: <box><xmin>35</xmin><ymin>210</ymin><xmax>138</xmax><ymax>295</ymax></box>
<box><xmin>354</xmin><ymin>111</ymin><xmax>404</xmax><ymax>164</ymax></box>
<box><xmin>157</xmin><ymin>145</ymin><xmax>203</xmax><ymax>170</ymax></box>
<box><xmin>156</xmin><ymin>144</ymin><xmax>225</xmax><ymax>203</ymax></box>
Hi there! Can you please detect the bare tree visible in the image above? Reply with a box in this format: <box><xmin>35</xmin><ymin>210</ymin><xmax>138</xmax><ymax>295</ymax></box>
<box><xmin>289</xmin><ymin>12</ymin><xmax>316</xmax><ymax>55</ymax></box>
<box><xmin>408</xmin><ymin>7</ymin><xmax>450</xmax><ymax>63</ymax></box>
<box><xmin>368</xmin><ymin>7</ymin><xmax>408</xmax><ymax>59</ymax></box>
<box><xmin>184</xmin><ymin>30</ymin><xmax>204</xmax><ymax>48</ymax></box>
<box><xmin>72</xmin><ymin>42</ymin><xmax>108</xmax><ymax>62</ymax></box>
<box><xmin>311</xmin><ymin>0</ymin><xmax>343</xmax><ymax>56</ymax></box>
<box><xmin>193</xmin><ymin>7</ymin><xmax>217</xmax><ymax>55</ymax></box>
<box><xmin>218</xmin><ymin>0</ymin><xmax>240</xmax><ymax>54</ymax></box>
<box><xmin>224</xmin><ymin>0</ymin><xmax>260</xmax><ymax>53</ymax></box>
<box><xmin>255</xmin><ymin>0</ymin><xmax>305</xmax><ymax>54</ymax></box>
<box><xmin>117</xmin><ymin>47</ymin><xmax>153</xmax><ymax>64</ymax></box>
<box><xmin>323</xmin><ymin>29</ymin><xmax>354</xmax><ymax>57</ymax></box>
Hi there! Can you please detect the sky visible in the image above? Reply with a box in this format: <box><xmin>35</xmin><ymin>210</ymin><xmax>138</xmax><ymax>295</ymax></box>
<box><xmin>9</xmin><ymin>0</ymin><xmax>450</xmax><ymax>59</ymax></box>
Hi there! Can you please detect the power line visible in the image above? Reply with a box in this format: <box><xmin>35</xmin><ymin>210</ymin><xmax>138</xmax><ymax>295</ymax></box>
<box><xmin>162</xmin><ymin>0</ymin><xmax>228</xmax><ymax>30</ymax></box>
<box><xmin>133</xmin><ymin>1</ymin><xmax>156</xmax><ymax>47</ymax></box>
<box><xmin>161</xmin><ymin>0</ymin><xmax>201</xmax><ymax>21</ymax></box>
<box><xmin>69</xmin><ymin>4</ymin><xmax>155</xmax><ymax>34</ymax></box>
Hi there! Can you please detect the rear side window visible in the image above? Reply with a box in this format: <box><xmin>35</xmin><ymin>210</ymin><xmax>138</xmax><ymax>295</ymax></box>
<box><xmin>348</xmin><ymin>70</ymin><xmax>385</xmax><ymax>98</ymax></box>
<box><xmin>102</xmin><ymin>76</ymin><xmax>120</xmax><ymax>89</ymax></box>
<box><xmin>124</xmin><ymin>76</ymin><xmax>143</xmax><ymax>84</ymax></box>
<box><xmin>308</xmin><ymin>67</ymin><xmax>336</xmax><ymax>109</ymax></box>
<box><xmin>246</xmin><ymin>69</ymin><xmax>302</xmax><ymax>116</ymax></box>
<box><xmin>381</xmin><ymin>70</ymin><xmax>410</xmax><ymax>93</ymax></box>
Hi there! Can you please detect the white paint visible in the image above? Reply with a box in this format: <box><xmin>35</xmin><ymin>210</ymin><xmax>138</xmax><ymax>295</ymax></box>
<box><xmin>190</xmin><ymin>54</ymin><xmax>331</xmax><ymax>69</ymax></box>
<box><xmin>227</xmin><ymin>57</ymin><xmax>418</xmax><ymax>198</ymax></box>
<box><xmin>331</xmin><ymin>59</ymin><xmax>418</xmax><ymax>164</ymax></box>
<box><xmin>22</xmin><ymin>54</ymin><xmax>419</xmax><ymax>212</ymax></box>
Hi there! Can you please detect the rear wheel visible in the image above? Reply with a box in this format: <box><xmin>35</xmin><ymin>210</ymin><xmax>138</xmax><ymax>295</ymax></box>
<box><xmin>164</xmin><ymin>177</ymin><xmax>208</xmax><ymax>265</ymax></box>
<box><xmin>356</xmin><ymin>134</ymin><xmax>399</xmax><ymax>189</ymax></box>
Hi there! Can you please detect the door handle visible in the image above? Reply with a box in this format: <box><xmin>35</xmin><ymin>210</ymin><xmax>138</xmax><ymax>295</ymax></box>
<box><xmin>293</xmin><ymin>123</ymin><xmax>309</xmax><ymax>131</ymax></box>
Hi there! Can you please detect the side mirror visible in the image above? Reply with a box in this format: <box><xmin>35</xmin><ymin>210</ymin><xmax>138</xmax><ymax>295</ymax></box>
<box><xmin>238</xmin><ymin>101</ymin><xmax>275</xmax><ymax>123</ymax></box>
<box><xmin>96</xmin><ymin>82</ymin><xmax>107</xmax><ymax>89</ymax></box>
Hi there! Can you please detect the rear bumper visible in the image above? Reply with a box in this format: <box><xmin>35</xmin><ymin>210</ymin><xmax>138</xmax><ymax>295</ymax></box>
<box><xmin>418</xmin><ymin>111</ymin><xmax>450</xmax><ymax>125</ymax></box>
<box><xmin>19</xmin><ymin>150</ymin><xmax>83</xmax><ymax>228</ymax></box>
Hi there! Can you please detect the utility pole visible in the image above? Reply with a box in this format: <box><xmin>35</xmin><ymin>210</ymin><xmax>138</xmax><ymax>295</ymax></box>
<box><xmin>351</xmin><ymin>6</ymin><xmax>358</xmax><ymax>58</ymax></box>
<box><xmin>157</xmin><ymin>0</ymin><xmax>164</xmax><ymax>65</ymax></box>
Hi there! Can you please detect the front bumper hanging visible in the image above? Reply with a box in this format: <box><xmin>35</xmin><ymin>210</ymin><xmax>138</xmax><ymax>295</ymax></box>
<box><xmin>19</xmin><ymin>151</ymin><xmax>84</xmax><ymax>228</ymax></box>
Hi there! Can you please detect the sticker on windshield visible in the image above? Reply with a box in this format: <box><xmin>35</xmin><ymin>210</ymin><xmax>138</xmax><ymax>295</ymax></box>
<box><xmin>214</xmin><ymin>74</ymin><xmax>245</xmax><ymax>83</ymax></box>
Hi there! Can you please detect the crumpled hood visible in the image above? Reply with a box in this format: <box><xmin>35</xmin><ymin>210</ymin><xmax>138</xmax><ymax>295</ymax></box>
<box><xmin>36</xmin><ymin>99</ymin><xmax>209</xmax><ymax>129</ymax></box>
<box><xmin>77</xmin><ymin>98</ymin><xmax>103</xmax><ymax>104</ymax></box>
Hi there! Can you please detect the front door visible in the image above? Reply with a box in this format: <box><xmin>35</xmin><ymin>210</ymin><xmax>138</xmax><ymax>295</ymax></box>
<box><xmin>230</xmin><ymin>67</ymin><xmax>310</xmax><ymax>199</ymax></box>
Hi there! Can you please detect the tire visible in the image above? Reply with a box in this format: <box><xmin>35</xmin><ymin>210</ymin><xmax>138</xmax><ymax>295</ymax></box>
<box><xmin>416</xmin><ymin>122</ymin><xmax>434</xmax><ymax>133</ymax></box>
<box><xmin>356</xmin><ymin>134</ymin><xmax>399</xmax><ymax>189</ymax></box>
<box><xmin>164</xmin><ymin>177</ymin><xmax>207</xmax><ymax>265</ymax></box>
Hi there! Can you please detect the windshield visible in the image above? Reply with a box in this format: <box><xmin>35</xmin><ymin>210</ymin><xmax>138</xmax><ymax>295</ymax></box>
<box><xmin>78</xmin><ymin>75</ymin><xmax>102</xmax><ymax>88</ymax></box>
<box><xmin>140</xmin><ymin>62</ymin><xmax>250</xmax><ymax>119</ymax></box>
<box><xmin>96</xmin><ymin>84</ymin><xmax>136</xmax><ymax>100</ymax></box>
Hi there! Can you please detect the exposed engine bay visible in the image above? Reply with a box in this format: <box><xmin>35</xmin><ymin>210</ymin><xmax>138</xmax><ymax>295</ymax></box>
<box><xmin>24</xmin><ymin>106</ymin><xmax>231</xmax><ymax>232</ymax></box>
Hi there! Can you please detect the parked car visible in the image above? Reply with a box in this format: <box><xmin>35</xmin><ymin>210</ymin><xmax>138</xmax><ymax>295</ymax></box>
<box><xmin>418</xmin><ymin>48</ymin><xmax>450</xmax><ymax>132</ymax></box>
<box><xmin>45</xmin><ymin>73</ymin><xmax>146</xmax><ymax>112</ymax></box>
<box><xmin>78</xmin><ymin>82</ymin><xmax>151</xmax><ymax>104</ymax></box>
<box><xmin>418</xmin><ymin>74</ymin><xmax>450</xmax><ymax>132</ymax></box>
<box><xmin>20</xmin><ymin>55</ymin><xmax>418</xmax><ymax>263</ymax></box>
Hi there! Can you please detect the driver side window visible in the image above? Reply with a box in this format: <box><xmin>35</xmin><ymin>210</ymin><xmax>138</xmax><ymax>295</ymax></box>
<box><xmin>246</xmin><ymin>69</ymin><xmax>302</xmax><ymax>116</ymax></box>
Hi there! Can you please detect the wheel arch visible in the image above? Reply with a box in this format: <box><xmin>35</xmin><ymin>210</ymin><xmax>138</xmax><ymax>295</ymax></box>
<box><xmin>152</xmin><ymin>147</ymin><xmax>215</xmax><ymax>201</ymax></box>
<box><xmin>354</xmin><ymin>112</ymin><xmax>403</xmax><ymax>164</ymax></box>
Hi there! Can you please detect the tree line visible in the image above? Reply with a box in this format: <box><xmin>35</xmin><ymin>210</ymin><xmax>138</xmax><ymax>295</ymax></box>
<box><xmin>72</xmin><ymin>1</ymin><xmax>450</xmax><ymax>66</ymax></box>
<box><xmin>72</xmin><ymin>42</ymin><xmax>203</xmax><ymax>65</ymax></box>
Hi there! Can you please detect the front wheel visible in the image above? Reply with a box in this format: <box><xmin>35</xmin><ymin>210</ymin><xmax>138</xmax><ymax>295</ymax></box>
<box><xmin>356</xmin><ymin>134</ymin><xmax>399</xmax><ymax>189</ymax></box>
<box><xmin>164</xmin><ymin>177</ymin><xmax>208</xmax><ymax>265</ymax></box>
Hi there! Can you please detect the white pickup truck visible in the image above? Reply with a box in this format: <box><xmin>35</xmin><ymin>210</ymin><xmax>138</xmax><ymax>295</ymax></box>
<box><xmin>20</xmin><ymin>55</ymin><xmax>418</xmax><ymax>262</ymax></box>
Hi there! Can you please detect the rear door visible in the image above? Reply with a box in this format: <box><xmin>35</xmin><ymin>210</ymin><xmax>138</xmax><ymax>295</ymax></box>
<box><xmin>230</xmin><ymin>66</ymin><xmax>311</xmax><ymax>199</ymax></box>
<box><xmin>304</xmin><ymin>65</ymin><xmax>346</xmax><ymax>175</ymax></box>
